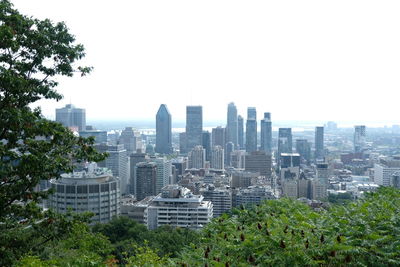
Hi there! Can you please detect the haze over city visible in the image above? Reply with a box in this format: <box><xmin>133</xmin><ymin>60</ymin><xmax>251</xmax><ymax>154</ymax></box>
<box><xmin>13</xmin><ymin>0</ymin><xmax>400</xmax><ymax>123</ymax></box>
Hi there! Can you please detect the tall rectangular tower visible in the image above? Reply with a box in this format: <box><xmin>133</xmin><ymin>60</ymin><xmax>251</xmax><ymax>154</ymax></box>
<box><xmin>186</xmin><ymin>106</ymin><xmax>203</xmax><ymax>151</ymax></box>
<box><xmin>245</xmin><ymin>107</ymin><xmax>257</xmax><ymax>152</ymax></box>
<box><xmin>315</xmin><ymin>126</ymin><xmax>324</xmax><ymax>160</ymax></box>
<box><xmin>55</xmin><ymin>104</ymin><xmax>86</xmax><ymax>131</ymax></box>
<box><xmin>260</xmin><ymin>112</ymin><xmax>272</xmax><ymax>153</ymax></box>
<box><xmin>226</xmin><ymin>102</ymin><xmax>238</xmax><ymax>147</ymax></box>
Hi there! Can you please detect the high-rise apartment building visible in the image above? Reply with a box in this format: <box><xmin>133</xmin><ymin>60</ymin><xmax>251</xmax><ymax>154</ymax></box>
<box><xmin>231</xmin><ymin>150</ymin><xmax>246</xmax><ymax>169</ymax></box>
<box><xmin>315</xmin><ymin>126</ymin><xmax>324</xmax><ymax>160</ymax></box>
<box><xmin>354</xmin><ymin>125</ymin><xmax>366</xmax><ymax>153</ymax></box>
<box><xmin>56</xmin><ymin>104</ymin><xmax>86</xmax><ymax>131</ymax></box>
<box><xmin>211</xmin><ymin>145</ymin><xmax>224</xmax><ymax>170</ymax></box>
<box><xmin>155</xmin><ymin>104</ymin><xmax>172</xmax><ymax>154</ymax></box>
<box><xmin>212</xmin><ymin>126</ymin><xmax>225</xmax><ymax>147</ymax></box>
<box><xmin>238</xmin><ymin>115</ymin><xmax>244</xmax><ymax>149</ymax></box>
<box><xmin>188</xmin><ymin>145</ymin><xmax>206</xmax><ymax>169</ymax></box>
<box><xmin>226</xmin><ymin>102</ymin><xmax>238</xmax><ymax>147</ymax></box>
<box><xmin>186</xmin><ymin>106</ymin><xmax>203</xmax><ymax>151</ymax></box>
<box><xmin>260</xmin><ymin>112</ymin><xmax>272</xmax><ymax>153</ymax></box>
<box><xmin>200</xmin><ymin>185</ymin><xmax>232</xmax><ymax>218</ymax></box>
<box><xmin>144</xmin><ymin>185</ymin><xmax>213</xmax><ymax>230</ymax></box>
<box><xmin>152</xmin><ymin>157</ymin><xmax>172</xmax><ymax>194</ymax></box>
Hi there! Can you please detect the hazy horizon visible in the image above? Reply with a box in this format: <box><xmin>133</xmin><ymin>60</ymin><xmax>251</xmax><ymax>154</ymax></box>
<box><xmin>13</xmin><ymin>0</ymin><xmax>400</xmax><ymax>123</ymax></box>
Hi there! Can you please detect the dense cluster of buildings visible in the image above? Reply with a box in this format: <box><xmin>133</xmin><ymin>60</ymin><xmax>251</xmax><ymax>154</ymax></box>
<box><xmin>50</xmin><ymin>103</ymin><xmax>400</xmax><ymax>229</ymax></box>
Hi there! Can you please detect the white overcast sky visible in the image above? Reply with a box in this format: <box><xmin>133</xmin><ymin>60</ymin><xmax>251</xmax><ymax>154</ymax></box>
<box><xmin>13</xmin><ymin>0</ymin><xmax>400</xmax><ymax>123</ymax></box>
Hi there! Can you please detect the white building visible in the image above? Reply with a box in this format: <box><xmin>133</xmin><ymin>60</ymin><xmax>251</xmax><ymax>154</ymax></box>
<box><xmin>49</xmin><ymin>163</ymin><xmax>120</xmax><ymax>224</ymax></box>
<box><xmin>144</xmin><ymin>185</ymin><xmax>213</xmax><ymax>230</ymax></box>
<box><xmin>152</xmin><ymin>157</ymin><xmax>172</xmax><ymax>194</ymax></box>
<box><xmin>188</xmin><ymin>145</ymin><xmax>206</xmax><ymax>169</ymax></box>
<box><xmin>211</xmin><ymin>145</ymin><xmax>224</xmax><ymax>170</ymax></box>
<box><xmin>374</xmin><ymin>156</ymin><xmax>400</xmax><ymax>186</ymax></box>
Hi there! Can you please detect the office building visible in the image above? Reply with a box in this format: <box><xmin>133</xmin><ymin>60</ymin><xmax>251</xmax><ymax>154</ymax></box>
<box><xmin>231</xmin><ymin>170</ymin><xmax>259</xmax><ymax>188</ymax></box>
<box><xmin>296</xmin><ymin>139</ymin><xmax>311</xmax><ymax>163</ymax></box>
<box><xmin>188</xmin><ymin>145</ymin><xmax>206</xmax><ymax>169</ymax></box>
<box><xmin>226</xmin><ymin>102</ymin><xmax>238</xmax><ymax>147</ymax></box>
<box><xmin>316</xmin><ymin>162</ymin><xmax>329</xmax><ymax>186</ymax></box>
<box><xmin>96</xmin><ymin>144</ymin><xmax>129</xmax><ymax>195</ymax></box>
<box><xmin>354</xmin><ymin>125</ymin><xmax>366</xmax><ymax>153</ymax></box>
<box><xmin>155</xmin><ymin>104</ymin><xmax>172</xmax><ymax>154</ymax></box>
<box><xmin>55</xmin><ymin>104</ymin><xmax>86</xmax><ymax>131</ymax></box>
<box><xmin>179</xmin><ymin>132</ymin><xmax>187</xmax><ymax>154</ymax></box>
<box><xmin>238</xmin><ymin>115</ymin><xmax>244</xmax><ymax>149</ymax></box>
<box><xmin>245</xmin><ymin>151</ymin><xmax>272</xmax><ymax>178</ymax></box>
<box><xmin>231</xmin><ymin>150</ymin><xmax>246</xmax><ymax>169</ymax></box>
<box><xmin>79</xmin><ymin>129</ymin><xmax>107</xmax><ymax>144</ymax></box>
<box><xmin>211</xmin><ymin>145</ymin><xmax>224</xmax><ymax>170</ymax></box>
<box><xmin>278</xmin><ymin>128</ymin><xmax>292</xmax><ymax>162</ymax></box>
<box><xmin>374</xmin><ymin>156</ymin><xmax>400</xmax><ymax>186</ymax></box>
<box><xmin>129</xmin><ymin>150</ymin><xmax>149</xmax><ymax>194</ymax></box>
<box><xmin>49</xmin><ymin>163</ymin><xmax>120</xmax><ymax>223</ymax></box>
<box><xmin>212</xmin><ymin>126</ymin><xmax>225</xmax><ymax>147</ymax></box>
<box><xmin>186</xmin><ymin>106</ymin><xmax>203</xmax><ymax>151</ymax></box>
<box><xmin>144</xmin><ymin>185</ymin><xmax>213</xmax><ymax>230</ymax></box>
<box><xmin>152</xmin><ymin>157</ymin><xmax>172</xmax><ymax>194</ymax></box>
<box><xmin>120</xmin><ymin>127</ymin><xmax>142</xmax><ymax>155</ymax></box>
<box><xmin>202</xmin><ymin>131</ymin><xmax>211</xmax><ymax>162</ymax></box>
<box><xmin>245</xmin><ymin>107</ymin><xmax>257</xmax><ymax>152</ymax></box>
<box><xmin>315</xmin><ymin>126</ymin><xmax>324</xmax><ymax>160</ymax></box>
<box><xmin>260</xmin><ymin>112</ymin><xmax>272</xmax><ymax>153</ymax></box>
<box><xmin>225</xmin><ymin>142</ymin><xmax>234</xmax><ymax>166</ymax></box>
<box><xmin>280</xmin><ymin>153</ymin><xmax>301</xmax><ymax>169</ymax></box>
<box><xmin>135</xmin><ymin>162</ymin><xmax>157</xmax><ymax>201</ymax></box>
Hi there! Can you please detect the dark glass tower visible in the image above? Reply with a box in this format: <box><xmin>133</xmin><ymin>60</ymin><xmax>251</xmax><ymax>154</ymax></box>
<box><xmin>155</xmin><ymin>104</ymin><xmax>172</xmax><ymax>154</ymax></box>
<box><xmin>186</xmin><ymin>106</ymin><xmax>203</xmax><ymax>151</ymax></box>
<box><xmin>278</xmin><ymin>128</ymin><xmax>292</xmax><ymax>163</ymax></box>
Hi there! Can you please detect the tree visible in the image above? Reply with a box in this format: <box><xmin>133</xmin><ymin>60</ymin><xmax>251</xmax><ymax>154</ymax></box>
<box><xmin>0</xmin><ymin>1</ymin><xmax>105</xmax><ymax>264</ymax></box>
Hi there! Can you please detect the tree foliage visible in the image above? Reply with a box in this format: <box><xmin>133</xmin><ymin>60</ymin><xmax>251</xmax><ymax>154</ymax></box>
<box><xmin>0</xmin><ymin>1</ymin><xmax>105</xmax><ymax>264</ymax></box>
<box><xmin>176</xmin><ymin>187</ymin><xmax>400</xmax><ymax>266</ymax></box>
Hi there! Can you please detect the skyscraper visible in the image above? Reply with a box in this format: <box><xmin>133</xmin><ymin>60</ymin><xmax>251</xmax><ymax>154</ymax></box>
<box><xmin>96</xmin><ymin>144</ymin><xmax>129</xmax><ymax>195</ymax></box>
<box><xmin>186</xmin><ymin>106</ymin><xmax>203</xmax><ymax>151</ymax></box>
<box><xmin>155</xmin><ymin>104</ymin><xmax>172</xmax><ymax>154</ymax></box>
<box><xmin>354</xmin><ymin>125</ymin><xmax>366</xmax><ymax>153</ymax></box>
<box><xmin>226</xmin><ymin>102</ymin><xmax>238</xmax><ymax>147</ymax></box>
<box><xmin>120</xmin><ymin>127</ymin><xmax>142</xmax><ymax>155</ymax></box>
<box><xmin>260</xmin><ymin>112</ymin><xmax>272</xmax><ymax>153</ymax></box>
<box><xmin>202</xmin><ymin>131</ymin><xmax>211</xmax><ymax>162</ymax></box>
<box><xmin>225</xmin><ymin>142</ymin><xmax>234</xmax><ymax>166</ymax></box>
<box><xmin>245</xmin><ymin>107</ymin><xmax>257</xmax><ymax>152</ymax></box>
<box><xmin>188</xmin><ymin>145</ymin><xmax>206</xmax><ymax>169</ymax></box>
<box><xmin>56</xmin><ymin>104</ymin><xmax>86</xmax><ymax>131</ymax></box>
<box><xmin>315</xmin><ymin>126</ymin><xmax>324</xmax><ymax>160</ymax></box>
<box><xmin>212</xmin><ymin>126</ymin><xmax>225</xmax><ymax>147</ymax></box>
<box><xmin>278</xmin><ymin>128</ymin><xmax>292</xmax><ymax>163</ymax></box>
<box><xmin>296</xmin><ymin>139</ymin><xmax>311</xmax><ymax>164</ymax></box>
<box><xmin>135</xmin><ymin>162</ymin><xmax>157</xmax><ymax>201</ymax></box>
<box><xmin>245</xmin><ymin>151</ymin><xmax>272</xmax><ymax>178</ymax></box>
<box><xmin>179</xmin><ymin>132</ymin><xmax>187</xmax><ymax>154</ymax></box>
<box><xmin>211</xmin><ymin>145</ymin><xmax>224</xmax><ymax>170</ymax></box>
<box><xmin>238</xmin><ymin>115</ymin><xmax>244</xmax><ymax>149</ymax></box>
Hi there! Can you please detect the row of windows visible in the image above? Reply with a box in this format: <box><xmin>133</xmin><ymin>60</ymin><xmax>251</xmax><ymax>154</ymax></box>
<box><xmin>53</xmin><ymin>182</ymin><xmax>118</xmax><ymax>193</ymax></box>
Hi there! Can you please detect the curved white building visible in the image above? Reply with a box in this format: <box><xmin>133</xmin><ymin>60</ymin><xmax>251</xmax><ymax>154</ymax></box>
<box><xmin>49</xmin><ymin>164</ymin><xmax>120</xmax><ymax>223</ymax></box>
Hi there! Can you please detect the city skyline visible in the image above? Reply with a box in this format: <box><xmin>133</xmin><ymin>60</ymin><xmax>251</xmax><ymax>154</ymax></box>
<box><xmin>13</xmin><ymin>0</ymin><xmax>400</xmax><ymax>122</ymax></box>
